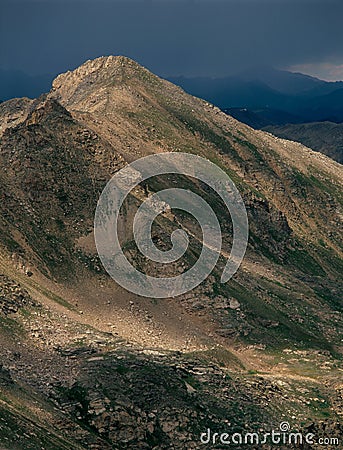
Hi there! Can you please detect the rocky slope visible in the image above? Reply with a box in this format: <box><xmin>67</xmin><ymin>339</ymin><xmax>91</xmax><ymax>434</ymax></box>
<box><xmin>0</xmin><ymin>56</ymin><xmax>342</xmax><ymax>449</ymax></box>
<box><xmin>264</xmin><ymin>121</ymin><xmax>343</xmax><ymax>164</ymax></box>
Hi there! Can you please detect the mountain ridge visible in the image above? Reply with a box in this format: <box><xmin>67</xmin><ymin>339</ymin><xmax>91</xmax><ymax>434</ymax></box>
<box><xmin>0</xmin><ymin>56</ymin><xmax>342</xmax><ymax>449</ymax></box>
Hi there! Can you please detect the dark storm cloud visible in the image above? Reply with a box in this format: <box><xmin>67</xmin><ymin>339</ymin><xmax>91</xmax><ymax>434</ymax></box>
<box><xmin>1</xmin><ymin>0</ymin><xmax>342</xmax><ymax>78</ymax></box>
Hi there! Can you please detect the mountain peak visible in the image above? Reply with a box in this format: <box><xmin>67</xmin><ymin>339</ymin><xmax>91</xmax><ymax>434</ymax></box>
<box><xmin>52</xmin><ymin>55</ymin><xmax>147</xmax><ymax>90</ymax></box>
<box><xmin>50</xmin><ymin>55</ymin><xmax>159</xmax><ymax>111</ymax></box>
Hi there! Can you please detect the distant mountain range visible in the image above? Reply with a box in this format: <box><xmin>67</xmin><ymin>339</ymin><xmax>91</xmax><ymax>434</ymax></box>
<box><xmin>168</xmin><ymin>68</ymin><xmax>343</xmax><ymax>163</ymax></box>
<box><xmin>168</xmin><ymin>67</ymin><xmax>343</xmax><ymax>123</ymax></box>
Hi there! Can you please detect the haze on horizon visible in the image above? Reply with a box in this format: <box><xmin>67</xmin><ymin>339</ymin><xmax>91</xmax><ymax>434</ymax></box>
<box><xmin>1</xmin><ymin>0</ymin><xmax>342</xmax><ymax>83</ymax></box>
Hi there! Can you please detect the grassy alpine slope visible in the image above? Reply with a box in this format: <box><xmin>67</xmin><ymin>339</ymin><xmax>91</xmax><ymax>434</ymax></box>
<box><xmin>0</xmin><ymin>56</ymin><xmax>342</xmax><ymax>448</ymax></box>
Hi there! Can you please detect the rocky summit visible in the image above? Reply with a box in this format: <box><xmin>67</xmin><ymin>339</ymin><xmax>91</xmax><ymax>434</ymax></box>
<box><xmin>0</xmin><ymin>56</ymin><xmax>342</xmax><ymax>449</ymax></box>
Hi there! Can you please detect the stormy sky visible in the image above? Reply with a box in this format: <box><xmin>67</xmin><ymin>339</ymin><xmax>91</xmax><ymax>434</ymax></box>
<box><xmin>1</xmin><ymin>0</ymin><xmax>343</xmax><ymax>81</ymax></box>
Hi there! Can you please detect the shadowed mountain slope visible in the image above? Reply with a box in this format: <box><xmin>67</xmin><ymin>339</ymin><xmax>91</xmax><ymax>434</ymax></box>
<box><xmin>264</xmin><ymin>121</ymin><xmax>343</xmax><ymax>164</ymax></box>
